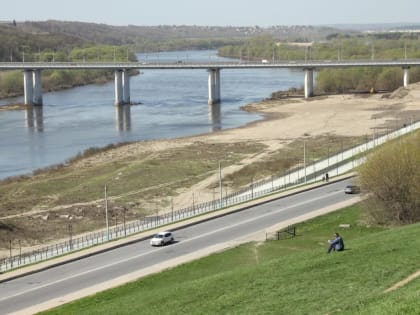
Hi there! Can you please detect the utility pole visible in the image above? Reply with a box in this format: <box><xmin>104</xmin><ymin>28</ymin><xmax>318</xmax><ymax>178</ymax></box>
<box><xmin>272</xmin><ymin>45</ymin><xmax>275</xmax><ymax>63</ymax></box>
<box><xmin>171</xmin><ymin>198</ymin><xmax>174</xmax><ymax>222</ymax></box>
<box><xmin>68</xmin><ymin>221</ymin><xmax>73</xmax><ymax>250</ymax></box>
<box><xmin>219</xmin><ymin>161</ymin><xmax>223</xmax><ymax>208</ymax></box>
<box><xmin>123</xmin><ymin>207</ymin><xmax>127</xmax><ymax>237</ymax></box>
<box><xmin>9</xmin><ymin>239</ymin><xmax>12</xmax><ymax>268</ymax></box>
<box><xmin>371</xmin><ymin>44</ymin><xmax>375</xmax><ymax>60</ymax></box>
<box><xmin>105</xmin><ymin>185</ymin><xmax>110</xmax><ymax>241</ymax></box>
<box><xmin>304</xmin><ymin>140</ymin><xmax>307</xmax><ymax>183</ymax></box>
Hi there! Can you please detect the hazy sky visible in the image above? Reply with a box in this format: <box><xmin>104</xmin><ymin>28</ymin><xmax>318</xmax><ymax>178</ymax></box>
<box><xmin>2</xmin><ymin>0</ymin><xmax>420</xmax><ymax>26</ymax></box>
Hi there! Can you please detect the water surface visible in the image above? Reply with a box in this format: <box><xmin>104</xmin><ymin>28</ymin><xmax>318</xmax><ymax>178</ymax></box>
<box><xmin>0</xmin><ymin>50</ymin><xmax>304</xmax><ymax>179</ymax></box>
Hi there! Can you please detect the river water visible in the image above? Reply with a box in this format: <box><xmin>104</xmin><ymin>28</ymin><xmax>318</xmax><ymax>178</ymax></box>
<box><xmin>0</xmin><ymin>50</ymin><xmax>304</xmax><ymax>180</ymax></box>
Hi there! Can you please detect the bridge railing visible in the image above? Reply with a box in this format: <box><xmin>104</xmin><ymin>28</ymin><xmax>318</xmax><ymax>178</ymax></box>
<box><xmin>2</xmin><ymin>59</ymin><xmax>420</xmax><ymax>70</ymax></box>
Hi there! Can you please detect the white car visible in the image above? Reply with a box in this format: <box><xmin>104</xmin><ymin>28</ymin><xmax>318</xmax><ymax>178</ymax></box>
<box><xmin>150</xmin><ymin>231</ymin><xmax>174</xmax><ymax>246</ymax></box>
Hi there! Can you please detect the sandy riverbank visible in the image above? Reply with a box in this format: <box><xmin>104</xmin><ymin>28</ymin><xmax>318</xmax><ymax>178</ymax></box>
<box><xmin>72</xmin><ymin>83</ymin><xmax>420</xmax><ymax>210</ymax></box>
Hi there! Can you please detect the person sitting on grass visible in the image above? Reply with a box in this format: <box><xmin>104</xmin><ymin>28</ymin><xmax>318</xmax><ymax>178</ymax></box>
<box><xmin>327</xmin><ymin>232</ymin><xmax>344</xmax><ymax>253</ymax></box>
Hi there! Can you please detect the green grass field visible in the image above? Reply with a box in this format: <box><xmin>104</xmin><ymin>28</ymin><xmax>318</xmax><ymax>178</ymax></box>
<box><xmin>41</xmin><ymin>205</ymin><xmax>420</xmax><ymax>315</ymax></box>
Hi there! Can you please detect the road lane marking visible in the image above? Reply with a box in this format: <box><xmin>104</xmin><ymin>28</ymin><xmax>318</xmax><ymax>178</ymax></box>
<box><xmin>0</xmin><ymin>189</ymin><xmax>344</xmax><ymax>303</ymax></box>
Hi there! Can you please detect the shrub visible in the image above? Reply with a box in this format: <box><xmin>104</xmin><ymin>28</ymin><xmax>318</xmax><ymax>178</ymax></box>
<box><xmin>358</xmin><ymin>131</ymin><xmax>420</xmax><ymax>224</ymax></box>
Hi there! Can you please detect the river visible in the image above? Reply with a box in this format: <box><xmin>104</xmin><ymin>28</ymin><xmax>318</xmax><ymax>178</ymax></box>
<box><xmin>0</xmin><ymin>50</ymin><xmax>304</xmax><ymax>180</ymax></box>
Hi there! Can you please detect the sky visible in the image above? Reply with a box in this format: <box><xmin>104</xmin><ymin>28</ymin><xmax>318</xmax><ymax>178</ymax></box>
<box><xmin>2</xmin><ymin>0</ymin><xmax>420</xmax><ymax>27</ymax></box>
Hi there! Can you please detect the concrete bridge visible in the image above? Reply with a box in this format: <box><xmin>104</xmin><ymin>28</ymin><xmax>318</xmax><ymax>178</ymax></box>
<box><xmin>1</xmin><ymin>59</ymin><xmax>419</xmax><ymax>106</ymax></box>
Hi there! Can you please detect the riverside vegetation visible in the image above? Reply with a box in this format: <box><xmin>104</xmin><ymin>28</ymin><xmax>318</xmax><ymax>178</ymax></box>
<box><xmin>218</xmin><ymin>32</ymin><xmax>420</xmax><ymax>92</ymax></box>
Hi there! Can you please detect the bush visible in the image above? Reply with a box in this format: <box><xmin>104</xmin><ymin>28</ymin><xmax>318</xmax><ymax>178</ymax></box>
<box><xmin>0</xmin><ymin>71</ymin><xmax>23</xmax><ymax>96</ymax></box>
<box><xmin>358</xmin><ymin>131</ymin><xmax>420</xmax><ymax>224</ymax></box>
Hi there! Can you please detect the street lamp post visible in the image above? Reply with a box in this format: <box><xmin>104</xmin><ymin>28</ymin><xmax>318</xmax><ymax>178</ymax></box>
<box><xmin>104</xmin><ymin>185</ymin><xmax>110</xmax><ymax>241</ymax></box>
<box><xmin>371</xmin><ymin>44</ymin><xmax>375</xmax><ymax>60</ymax></box>
<box><xmin>9</xmin><ymin>239</ymin><xmax>12</xmax><ymax>268</ymax></box>
<box><xmin>123</xmin><ymin>207</ymin><xmax>127</xmax><ymax>237</ymax></box>
<box><xmin>272</xmin><ymin>45</ymin><xmax>275</xmax><ymax>63</ymax></box>
<box><xmin>68</xmin><ymin>220</ymin><xmax>73</xmax><ymax>250</ymax></box>
<box><xmin>18</xmin><ymin>240</ymin><xmax>22</xmax><ymax>265</ymax></box>
<box><xmin>304</xmin><ymin>140</ymin><xmax>307</xmax><ymax>183</ymax></box>
<box><xmin>218</xmin><ymin>161</ymin><xmax>223</xmax><ymax>208</ymax></box>
<box><xmin>171</xmin><ymin>198</ymin><xmax>174</xmax><ymax>222</ymax></box>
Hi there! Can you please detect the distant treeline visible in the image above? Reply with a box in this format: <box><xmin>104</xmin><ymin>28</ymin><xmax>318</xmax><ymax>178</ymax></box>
<box><xmin>218</xmin><ymin>33</ymin><xmax>420</xmax><ymax>92</ymax></box>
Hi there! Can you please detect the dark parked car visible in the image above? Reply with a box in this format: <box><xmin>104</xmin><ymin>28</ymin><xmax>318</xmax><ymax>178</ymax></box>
<box><xmin>344</xmin><ymin>185</ymin><xmax>360</xmax><ymax>194</ymax></box>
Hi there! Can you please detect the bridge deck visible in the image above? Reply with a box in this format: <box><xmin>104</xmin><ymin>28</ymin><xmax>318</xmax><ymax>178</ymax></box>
<box><xmin>1</xmin><ymin>59</ymin><xmax>420</xmax><ymax>70</ymax></box>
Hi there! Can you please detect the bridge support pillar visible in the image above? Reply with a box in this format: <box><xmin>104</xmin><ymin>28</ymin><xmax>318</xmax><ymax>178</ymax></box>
<box><xmin>122</xmin><ymin>69</ymin><xmax>131</xmax><ymax>104</ymax></box>
<box><xmin>208</xmin><ymin>68</ymin><xmax>221</xmax><ymax>105</ymax></box>
<box><xmin>23</xmin><ymin>70</ymin><xmax>43</xmax><ymax>105</ymax></box>
<box><xmin>403</xmin><ymin>67</ymin><xmax>410</xmax><ymax>88</ymax></box>
<box><xmin>114</xmin><ymin>70</ymin><xmax>123</xmax><ymax>105</ymax></box>
<box><xmin>23</xmin><ymin>70</ymin><xmax>34</xmax><ymax>105</ymax></box>
<box><xmin>115</xmin><ymin>104</ymin><xmax>131</xmax><ymax>131</ymax></box>
<box><xmin>304</xmin><ymin>68</ymin><xmax>314</xmax><ymax>98</ymax></box>
<box><xmin>33</xmin><ymin>70</ymin><xmax>43</xmax><ymax>105</ymax></box>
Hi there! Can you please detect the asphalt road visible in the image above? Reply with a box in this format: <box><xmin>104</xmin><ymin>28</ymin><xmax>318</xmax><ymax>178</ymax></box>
<box><xmin>0</xmin><ymin>179</ymin><xmax>355</xmax><ymax>314</ymax></box>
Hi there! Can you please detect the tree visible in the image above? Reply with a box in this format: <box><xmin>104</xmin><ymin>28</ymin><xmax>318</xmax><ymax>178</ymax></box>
<box><xmin>358</xmin><ymin>131</ymin><xmax>420</xmax><ymax>225</ymax></box>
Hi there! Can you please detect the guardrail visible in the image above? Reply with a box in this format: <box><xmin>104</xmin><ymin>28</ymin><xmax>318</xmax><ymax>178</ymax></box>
<box><xmin>0</xmin><ymin>120</ymin><xmax>418</xmax><ymax>273</ymax></box>
<box><xmin>1</xmin><ymin>59</ymin><xmax>420</xmax><ymax>70</ymax></box>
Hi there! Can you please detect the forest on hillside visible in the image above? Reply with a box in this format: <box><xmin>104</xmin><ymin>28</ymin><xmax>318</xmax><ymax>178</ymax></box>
<box><xmin>218</xmin><ymin>32</ymin><xmax>420</xmax><ymax>92</ymax></box>
<box><xmin>0</xmin><ymin>20</ymin><xmax>343</xmax><ymax>62</ymax></box>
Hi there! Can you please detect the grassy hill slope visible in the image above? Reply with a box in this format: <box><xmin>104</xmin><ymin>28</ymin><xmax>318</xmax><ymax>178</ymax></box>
<box><xmin>42</xmin><ymin>205</ymin><xmax>420</xmax><ymax>315</ymax></box>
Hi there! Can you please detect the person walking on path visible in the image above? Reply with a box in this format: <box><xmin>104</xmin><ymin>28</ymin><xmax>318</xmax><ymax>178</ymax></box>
<box><xmin>327</xmin><ymin>232</ymin><xmax>344</xmax><ymax>253</ymax></box>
